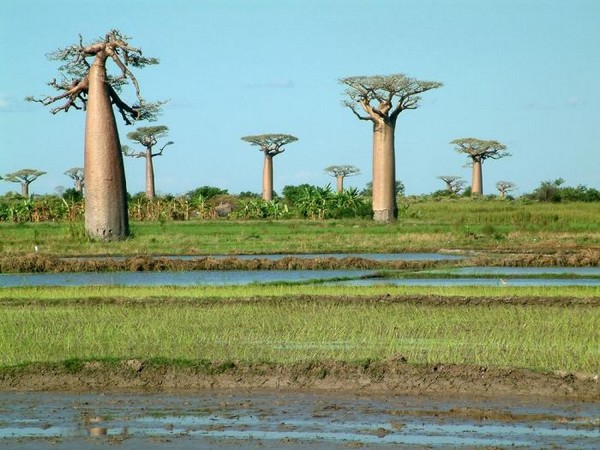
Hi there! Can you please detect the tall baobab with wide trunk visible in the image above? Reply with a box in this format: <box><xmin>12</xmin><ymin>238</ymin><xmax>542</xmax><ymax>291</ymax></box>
<box><xmin>123</xmin><ymin>125</ymin><xmax>173</xmax><ymax>199</ymax></box>
<box><xmin>3</xmin><ymin>169</ymin><xmax>46</xmax><ymax>198</ymax></box>
<box><xmin>27</xmin><ymin>30</ymin><xmax>162</xmax><ymax>241</ymax></box>
<box><xmin>64</xmin><ymin>167</ymin><xmax>85</xmax><ymax>194</ymax></box>
<box><xmin>325</xmin><ymin>165</ymin><xmax>360</xmax><ymax>193</ymax></box>
<box><xmin>241</xmin><ymin>134</ymin><xmax>298</xmax><ymax>201</ymax></box>
<box><xmin>340</xmin><ymin>74</ymin><xmax>442</xmax><ymax>221</ymax></box>
<box><xmin>451</xmin><ymin>138</ymin><xmax>510</xmax><ymax>195</ymax></box>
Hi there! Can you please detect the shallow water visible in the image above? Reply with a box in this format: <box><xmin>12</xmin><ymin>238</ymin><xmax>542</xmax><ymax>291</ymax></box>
<box><xmin>0</xmin><ymin>269</ymin><xmax>373</xmax><ymax>287</ymax></box>
<box><xmin>0</xmin><ymin>391</ymin><xmax>597</xmax><ymax>449</ymax></box>
<box><xmin>2</xmin><ymin>268</ymin><xmax>600</xmax><ymax>287</ymax></box>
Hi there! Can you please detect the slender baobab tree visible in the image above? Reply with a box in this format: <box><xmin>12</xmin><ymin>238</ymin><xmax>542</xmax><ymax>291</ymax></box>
<box><xmin>340</xmin><ymin>74</ymin><xmax>442</xmax><ymax>221</ymax></box>
<box><xmin>3</xmin><ymin>169</ymin><xmax>46</xmax><ymax>198</ymax></box>
<box><xmin>496</xmin><ymin>180</ymin><xmax>516</xmax><ymax>199</ymax></box>
<box><xmin>451</xmin><ymin>138</ymin><xmax>509</xmax><ymax>195</ymax></box>
<box><xmin>437</xmin><ymin>175</ymin><xmax>465</xmax><ymax>194</ymax></box>
<box><xmin>241</xmin><ymin>134</ymin><xmax>298</xmax><ymax>201</ymax></box>
<box><xmin>27</xmin><ymin>30</ymin><xmax>163</xmax><ymax>240</ymax></box>
<box><xmin>325</xmin><ymin>165</ymin><xmax>360</xmax><ymax>193</ymax></box>
<box><xmin>123</xmin><ymin>125</ymin><xmax>173</xmax><ymax>199</ymax></box>
<box><xmin>64</xmin><ymin>167</ymin><xmax>85</xmax><ymax>194</ymax></box>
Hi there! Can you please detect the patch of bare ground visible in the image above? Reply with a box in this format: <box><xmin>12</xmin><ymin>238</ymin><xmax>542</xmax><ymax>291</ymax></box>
<box><xmin>1</xmin><ymin>359</ymin><xmax>598</xmax><ymax>401</ymax></box>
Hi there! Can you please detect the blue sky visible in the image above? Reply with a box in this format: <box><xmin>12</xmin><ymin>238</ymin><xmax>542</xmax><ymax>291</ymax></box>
<box><xmin>1</xmin><ymin>0</ymin><xmax>598</xmax><ymax>197</ymax></box>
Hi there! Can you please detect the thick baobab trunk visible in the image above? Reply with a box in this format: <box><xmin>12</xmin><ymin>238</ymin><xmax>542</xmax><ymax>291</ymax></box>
<box><xmin>84</xmin><ymin>59</ymin><xmax>129</xmax><ymax>240</ymax></box>
<box><xmin>21</xmin><ymin>183</ymin><xmax>29</xmax><ymax>198</ymax></box>
<box><xmin>372</xmin><ymin>121</ymin><xmax>397</xmax><ymax>221</ymax></box>
<box><xmin>262</xmin><ymin>154</ymin><xmax>273</xmax><ymax>201</ymax></box>
<box><xmin>471</xmin><ymin>159</ymin><xmax>483</xmax><ymax>195</ymax></box>
<box><xmin>145</xmin><ymin>149</ymin><xmax>156</xmax><ymax>199</ymax></box>
<box><xmin>336</xmin><ymin>175</ymin><xmax>344</xmax><ymax>193</ymax></box>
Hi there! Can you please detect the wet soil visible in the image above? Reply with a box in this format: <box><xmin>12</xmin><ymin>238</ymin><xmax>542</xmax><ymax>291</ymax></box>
<box><xmin>2</xmin><ymin>249</ymin><xmax>600</xmax><ymax>273</ymax></box>
<box><xmin>2</xmin><ymin>358</ymin><xmax>599</xmax><ymax>401</ymax></box>
<box><xmin>1</xmin><ymin>390</ymin><xmax>598</xmax><ymax>449</ymax></box>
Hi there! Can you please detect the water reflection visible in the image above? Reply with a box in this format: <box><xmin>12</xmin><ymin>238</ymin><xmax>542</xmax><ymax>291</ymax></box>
<box><xmin>0</xmin><ymin>392</ymin><xmax>597</xmax><ymax>449</ymax></box>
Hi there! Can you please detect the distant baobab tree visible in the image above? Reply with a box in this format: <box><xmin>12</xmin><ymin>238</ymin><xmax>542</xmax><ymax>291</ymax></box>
<box><xmin>325</xmin><ymin>165</ymin><xmax>360</xmax><ymax>193</ymax></box>
<box><xmin>27</xmin><ymin>30</ymin><xmax>163</xmax><ymax>241</ymax></box>
<box><xmin>3</xmin><ymin>169</ymin><xmax>46</xmax><ymax>198</ymax></box>
<box><xmin>64</xmin><ymin>167</ymin><xmax>85</xmax><ymax>194</ymax></box>
<box><xmin>451</xmin><ymin>138</ymin><xmax>510</xmax><ymax>195</ymax></box>
<box><xmin>340</xmin><ymin>74</ymin><xmax>442</xmax><ymax>221</ymax></box>
<box><xmin>496</xmin><ymin>180</ymin><xmax>517</xmax><ymax>199</ymax></box>
<box><xmin>123</xmin><ymin>125</ymin><xmax>173</xmax><ymax>199</ymax></box>
<box><xmin>241</xmin><ymin>134</ymin><xmax>298</xmax><ymax>201</ymax></box>
<box><xmin>437</xmin><ymin>175</ymin><xmax>465</xmax><ymax>194</ymax></box>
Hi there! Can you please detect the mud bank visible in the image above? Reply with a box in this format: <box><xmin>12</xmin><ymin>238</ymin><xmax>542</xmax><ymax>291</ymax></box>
<box><xmin>2</xmin><ymin>360</ymin><xmax>598</xmax><ymax>401</ymax></box>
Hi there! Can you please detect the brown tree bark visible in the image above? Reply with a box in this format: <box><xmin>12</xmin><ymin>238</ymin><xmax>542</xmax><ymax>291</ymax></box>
<box><xmin>21</xmin><ymin>183</ymin><xmax>29</xmax><ymax>198</ymax></box>
<box><xmin>84</xmin><ymin>58</ymin><xmax>129</xmax><ymax>240</ymax></box>
<box><xmin>372</xmin><ymin>120</ymin><xmax>397</xmax><ymax>221</ymax></box>
<box><xmin>145</xmin><ymin>148</ymin><xmax>156</xmax><ymax>199</ymax></box>
<box><xmin>471</xmin><ymin>158</ymin><xmax>483</xmax><ymax>195</ymax></box>
<box><xmin>262</xmin><ymin>154</ymin><xmax>274</xmax><ymax>201</ymax></box>
<box><xmin>336</xmin><ymin>175</ymin><xmax>344</xmax><ymax>193</ymax></box>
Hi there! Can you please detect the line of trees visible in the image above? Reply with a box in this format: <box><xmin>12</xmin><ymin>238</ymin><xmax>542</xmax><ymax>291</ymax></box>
<box><xmin>12</xmin><ymin>29</ymin><xmax>585</xmax><ymax>235</ymax></box>
<box><xmin>2</xmin><ymin>178</ymin><xmax>599</xmax><ymax>224</ymax></box>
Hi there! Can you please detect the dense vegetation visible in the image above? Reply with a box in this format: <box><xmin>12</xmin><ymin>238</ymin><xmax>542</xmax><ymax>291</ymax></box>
<box><xmin>1</xmin><ymin>178</ymin><xmax>599</xmax><ymax>224</ymax></box>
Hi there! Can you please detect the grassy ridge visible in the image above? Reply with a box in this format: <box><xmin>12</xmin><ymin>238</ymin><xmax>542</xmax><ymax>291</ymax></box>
<box><xmin>1</xmin><ymin>201</ymin><xmax>599</xmax><ymax>256</ymax></box>
<box><xmin>1</xmin><ymin>300</ymin><xmax>597</xmax><ymax>373</ymax></box>
<box><xmin>2</xmin><ymin>284</ymin><xmax>600</xmax><ymax>301</ymax></box>
<box><xmin>1</xmin><ymin>285</ymin><xmax>599</xmax><ymax>374</ymax></box>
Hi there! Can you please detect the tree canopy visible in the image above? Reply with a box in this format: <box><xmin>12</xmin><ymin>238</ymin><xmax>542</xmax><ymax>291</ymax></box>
<box><xmin>123</xmin><ymin>126</ymin><xmax>173</xmax><ymax>158</ymax></box>
<box><xmin>324</xmin><ymin>165</ymin><xmax>360</xmax><ymax>178</ymax></box>
<box><xmin>451</xmin><ymin>138</ymin><xmax>510</xmax><ymax>162</ymax></box>
<box><xmin>339</xmin><ymin>74</ymin><xmax>442</xmax><ymax>124</ymax></box>
<box><xmin>4</xmin><ymin>169</ymin><xmax>46</xmax><ymax>184</ymax></box>
<box><xmin>26</xmin><ymin>30</ymin><xmax>164</xmax><ymax>124</ymax></box>
<box><xmin>241</xmin><ymin>134</ymin><xmax>298</xmax><ymax>156</ymax></box>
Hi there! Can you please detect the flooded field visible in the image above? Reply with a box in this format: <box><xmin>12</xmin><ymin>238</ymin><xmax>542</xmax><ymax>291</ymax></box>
<box><xmin>1</xmin><ymin>390</ymin><xmax>598</xmax><ymax>449</ymax></box>
<box><xmin>2</xmin><ymin>267</ymin><xmax>600</xmax><ymax>287</ymax></box>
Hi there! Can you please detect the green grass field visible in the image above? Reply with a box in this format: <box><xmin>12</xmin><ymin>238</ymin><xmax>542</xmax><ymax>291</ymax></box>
<box><xmin>1</xmin><ymin>200</ymin><xmax>599</xmax><ymax>256</ymax></box>
<box><xmin>1</xmin><ymin>200</ymin><xmax>599</xmax><ymax>377</ymax></box>
<box><xmin>0</xmin><ymin>285</ymin><xmax>598</xmax><ymax>374</ymax></box>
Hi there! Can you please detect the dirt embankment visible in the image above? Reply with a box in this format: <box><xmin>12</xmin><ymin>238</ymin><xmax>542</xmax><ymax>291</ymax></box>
<box><xmin>0</xmin><ymin>254</ymin><xmax>446</xmax><ymax>273</ymax></box>
<box><xmin>2</xmin><ymin>250</ymin><xmax>600</xmax><ymax>273</ymax></box>
<box><xmin>1</xmin><ymin>359</ymin><xmax>598</xmax><ymax>400</ymax></box>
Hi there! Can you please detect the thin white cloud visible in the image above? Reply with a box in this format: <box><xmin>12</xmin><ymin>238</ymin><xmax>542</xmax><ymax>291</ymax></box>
<box><xmin>0</xmin><ymin>94</ymin><xmax>9</xmax><ymax>109</ymax></box>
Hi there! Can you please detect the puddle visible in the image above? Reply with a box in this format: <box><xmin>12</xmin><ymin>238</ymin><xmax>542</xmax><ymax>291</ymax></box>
<box><xmin>0</xmin><ymin>391</ymin><xmax>597</xmax><ymax>449</ymax></box>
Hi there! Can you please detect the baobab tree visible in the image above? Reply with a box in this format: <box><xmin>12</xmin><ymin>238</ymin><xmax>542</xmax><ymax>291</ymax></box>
<box><xmin>241</xmin><ymin>134</ymin><xmax>298</xmax><ymax>201</ymax></box>
<box><xmin>340</xmin><ymin>74</ymin><xmax>442</xmax><ymax>221</ymax></box>
<box><xmin>123</xmin><ymin>125</ymin><xmax>173</xmax><ymax>199</ymax></box>
<box><xmin>324</xmin><ymin>165</ymin><xmax>360</xmax><ymax>193</ymax></box>
<box><xmin>64</xmin><ymin>167</ymin><xmax>84</xmax><ymax>194</ymax></box>
<box><xmin>496</xmin><ymin>180</ymin><xmax>517</xmax><ymax>199</ymax></box>
<box><xmin>27</xmin><ymin>30</ymin><xmax>163</xmax><ymax>240</ymax></box>
<box><xmin>451</xmin><ymin>138</ymin><xmax>509</xmax><ymax>196</ymax></box>
<box><xmin>437</xmin><ymin>175</ymin><xmax>465</xmax><ymax>194</ymax></box>
<box><xmin>3</xmin><ymin>169</ymin><xmax>46</xmax><ymax>198</ymax></box>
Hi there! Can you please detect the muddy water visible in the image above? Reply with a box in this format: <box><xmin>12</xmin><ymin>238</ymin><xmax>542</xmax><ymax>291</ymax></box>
<box><xmin>0</xmin><ymin>390</ymin><xmax>597</xmax><ymax>449</ymax></box>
